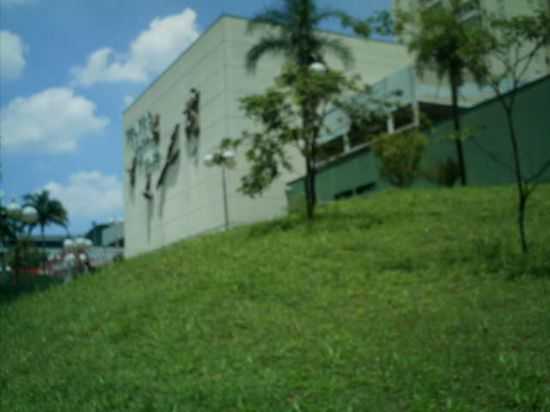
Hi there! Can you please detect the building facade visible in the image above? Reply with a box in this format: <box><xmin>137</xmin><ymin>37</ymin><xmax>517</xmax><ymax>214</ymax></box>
<box><xmin>286</xmin><ymin>75</ymin><xmax>550</xmax><ymax>205</ymax></box>
<box><xmin>393</xmin><ymin>0</ymin><xmax>550</xmax><ymax>107</ymax></box>
<box><xmin>123</xmin><ymin>15</ymin><xmax>411</xmax><ymax>257</ymax></box>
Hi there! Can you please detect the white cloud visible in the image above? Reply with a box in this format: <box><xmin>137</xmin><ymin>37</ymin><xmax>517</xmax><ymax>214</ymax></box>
<box><xmin>0</xmin><ymin>31</ymin><xmax>27</xmax><ymax>80</ymax></box>
<box><xmin>71</xmin><ymin>8</ymin><xmax>200</xmax><ymax>87</ymax></box>
<box><xmin>44</xmin><ymin>171</ymin><xmax>123</xmax><ymax>220</ymax></box>
<box><xmin>1</xmin><ymin>87</ymin><xmax>109</xmax><ymax>153</ymax></box>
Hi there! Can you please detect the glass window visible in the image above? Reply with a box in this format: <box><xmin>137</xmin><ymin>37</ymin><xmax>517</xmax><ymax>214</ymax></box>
<box><xmin>393</xmin><ymin>104</ymin><xmax>415</xmax><ymax>130</ymax></box>
<box><xmin>316</xmin><ymin>136</ymin><xmax>345</xmax><ymax>163</ymax></box>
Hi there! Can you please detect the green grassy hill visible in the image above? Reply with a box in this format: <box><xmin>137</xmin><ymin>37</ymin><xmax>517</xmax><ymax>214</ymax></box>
<box><xmin>1</xmin><ymin>186</ymin><xmax>550</xmax><ymax>412</ymax></box>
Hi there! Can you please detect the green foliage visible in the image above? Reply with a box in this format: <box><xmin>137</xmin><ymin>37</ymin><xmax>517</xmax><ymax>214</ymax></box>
<box><xmin>1</xmin><ymin>185</ymin><xmax>550</xmax><ymax>411</ymax></box>
<box><xmin>426</xmin><ymin>157</ymin><xmax>461</xmax><ymax>187</ymax></box>
<box><xmin>395</xmin><ymin>0</ymin><xmax>489</xmax><ymax>186</ymax></box>
<box><xmin>464</xmin><ymin>8</ymin><xmax>550</xmax><ymax>90</ymax></box>
<box><xmin>0</xmin><ymin>206</ymin><xmax>17</xmax><ymax>242</ymax></box>
<box><xmin>395</xmin><ymin>0</ymin><xmax>485</xmax><ymax>83</ymax></box>
<box><xmin>8</xmin><ymin>238</ymin><xmax>45</xmax><ymax>269</ymax></box>
<box><xmin>341</xmin><ymin>10</ymin><xmax>393</xmax><ymax>38</ymax></box>
<box><xmin>0</xmin><ymin>275</ymin><xmax>63</xmax><ymax>304</ymax></box>
<box><xmin>24</xmin><ymin>190</ymin><xmax>68</xmax><ymax>234</ymax></box>
<box><xmin>372</xmin><ymin>129</ymin><xmax>429</xmax><ymax>188</ymax></box>
<box><xmin>227</xmin><ymin>64</ymin><xmax>360</xmax><ymax>199</ymax></box>
<box><xmin>461</xmin><ymin>8</ymin><xmax>550</xmax><ymax>253</ymax></box>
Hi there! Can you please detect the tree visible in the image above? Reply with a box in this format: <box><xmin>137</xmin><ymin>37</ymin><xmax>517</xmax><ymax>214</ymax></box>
<box><xmin>24</xmin><ymin>190</ymin><xmax>68</xmax><ymax>262</ymax></box>
<box><xmin>395</xmin><ymin>0</ymin><xmax>485</xmax><ymax>186</ymax></box>
<box><xmin>465</xmin><ymin>8</ymin><xmax>550</xmax><ymax>253</ymax></box>
<box><xmin>245</xmin><ymin>0</ymin><xmax>353</xmax><ymax>73</ymax></box>
<box><xmin>245</xmin><ymin>0</ymin><xmax>358</xmax><ymax>218</ymax></box>
<box><xmin>223</xmin><ymin>64</ymin><xmax>362</xmax><ymax>220</ymax></box>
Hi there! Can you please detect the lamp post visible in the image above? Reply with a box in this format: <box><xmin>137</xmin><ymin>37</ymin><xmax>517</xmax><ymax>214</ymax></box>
<box><xmin>63</xmin><ymin>236</ymin><xmax>92</xmax><ymax>282</ymax></box>
<box><xmin>0</xmin><ymin>196</ymin><xmax>38</xmax><ymax>286</ymax></box>
<box><xmin>204</xmin><ymin>149</ymin><xmax>236</xmax><ymax>231</ymax></box>
<box><xmin>309</xmin><ymin>61</ymin><xmax>327</xmax><ymax>74</ymax></box>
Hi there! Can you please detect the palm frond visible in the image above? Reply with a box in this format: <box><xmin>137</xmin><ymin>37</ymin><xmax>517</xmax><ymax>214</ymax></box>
<box><xmin>319</xmin><ymin>37</ymin><xmax>355</xmax><ymax>69</ymax></box>
<box><xmin>22</xmin><ymin>189</ymin><xmax>69</xmax><ymax>231</ymax></box>
<box><xmin>246</xmin><ymin>36</ymin><xmax>291</xmax><ymax>73</ymax></box>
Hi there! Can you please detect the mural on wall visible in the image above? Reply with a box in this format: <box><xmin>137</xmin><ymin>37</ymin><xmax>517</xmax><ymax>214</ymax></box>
<box><xmin>151</xmin><ymin>113</ymin><xmax>161</xmax><ymax>144</ymax></box>
<box><xmin>125</xmin><ymin>112</ymin><xmax>162</xmax><ymax>200</ymax></box>
<box><xmin>183</xmin><ymin>88</ymin><xmax>200</xmax><ymax>157</ymax></box>
<box><xmin>127</xmin><ymin>156</ymin><xmax>138</xmax><ymax>188</ymax></box>
<box><xmin>157</xmin><ymin>124</ymin><xmax>181</xmax><ymax>189</ymax></box>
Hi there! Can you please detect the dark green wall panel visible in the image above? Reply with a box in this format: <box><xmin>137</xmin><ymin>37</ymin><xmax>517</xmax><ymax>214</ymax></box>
<box><xmin>288</xmin><ymin>76</ymin><xmax>550</xmax><ymax>208</ymax></box>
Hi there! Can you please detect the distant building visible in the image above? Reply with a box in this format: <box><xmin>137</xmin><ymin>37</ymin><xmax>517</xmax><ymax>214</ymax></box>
<box><xmin>2</xmin><ymin>235</ymin><xmax>66</xmax><ymax>259</ymax></box>
<box><xmin>85</xmin><ymin>221</ymin><xmax>124</xmax><ymax>248</ymax></box>
<box><xmin>84</xmin><ymin>221</ymin><xmax>124</xmax><ymax>266</ymax></box>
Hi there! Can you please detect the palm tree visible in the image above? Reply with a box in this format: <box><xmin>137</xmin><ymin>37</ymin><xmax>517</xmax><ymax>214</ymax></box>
<box><xmin>24</xmin><ymin>190</ymin><xmax>68</xmax><ymax>265</ymax></box>
<box><xmin>396</xmin><ymin>0</ymin><xmax>478</xmax><ymax>186</ymax></box>
<box><xmin>246</xmin><ymin>0</ymin><xmax>354</xmax><ymax>219</ymax></box>
<box><xmin>245</xmin><ymin>0</ymin><xmax>353</xmax><ymax>73</ymax></box>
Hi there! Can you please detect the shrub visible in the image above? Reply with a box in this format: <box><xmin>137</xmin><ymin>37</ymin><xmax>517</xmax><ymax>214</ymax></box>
<box><xmin>372</xmin><ymin>129</ymin><xmax>428</xmax><ymax>187</ymax></box>
<box><xmin>426</xmin><ymin>157</ymin><xmax>461</xmax><ymax>187</ymax></box>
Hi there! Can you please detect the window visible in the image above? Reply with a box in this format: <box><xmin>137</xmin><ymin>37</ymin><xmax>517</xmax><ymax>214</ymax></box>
<box><xmin>348</xmin><ymin>117</ymin><xmax>386</xmax><ymax>149</ymax></box>
<box><xmin>316</xmin><ymin>136</ymin><xmax>345</xmax><ymax>163</ymax></box>
<box><xmin>356</xmin><ymin>182</ymin><xmax>377</xmax><ymax>195</ymax></box>
<box><xmin>334</xmin><ymin>190</ymin><xmax>354</xmax><ymax>200</ymax></box>
<box><xmin>392</xmin><ymin>104</ymin><xmax>416</xmax><ymax>131</ymax></box>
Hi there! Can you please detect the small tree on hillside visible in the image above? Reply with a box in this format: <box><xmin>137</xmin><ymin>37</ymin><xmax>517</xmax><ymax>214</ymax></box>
<box><xmin>371</xmin><ymin>130</ymin><xmax>429</xmax><ymax>188</ymax></box>
<box><xmin>222</xmin><ymin>64</ymin><xmax>364</xmax><ymax>220</ymax></box>
<box><xmin>465</xmin><ymin>9</ymin><xmax>550</xmax><ymax>253</ymax></box>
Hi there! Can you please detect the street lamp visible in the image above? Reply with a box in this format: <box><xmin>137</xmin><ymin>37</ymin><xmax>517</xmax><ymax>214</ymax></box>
<box><xmin>203</xmin><ymin>149</ymin><xmax>236</xmax><ymax>230</ymax></box>
<box><xmin>63</xmin><ymin>236</ymin><xmax>92</xmax><ymax>282</ymax></box>
<box><xmin>0</xmin><ymin>197</ymin><xmax>38</xmax><ymax>285</ymax></box>
<box><xmin>21</xmin><ymin>206</ymin><xmax>38</xmax><ymax>224</ymax></box>
<box><xmin>309</xmin><ymin>61</ymin><xmax>327</xmax><ymax>73</ymax></box>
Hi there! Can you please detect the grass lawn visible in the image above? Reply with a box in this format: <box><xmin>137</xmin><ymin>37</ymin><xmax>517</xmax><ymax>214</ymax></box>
<box><xmin>1</xmin><ymin>185</ymin><xmax>550</xmax><ymax>412</ymax></box>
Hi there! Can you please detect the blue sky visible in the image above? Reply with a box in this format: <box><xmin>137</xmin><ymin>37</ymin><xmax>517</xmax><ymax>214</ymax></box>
<box><xmin>0</xmin><ymin>0</ymin><xmax>391</xmax><ymax>235</ymax></box>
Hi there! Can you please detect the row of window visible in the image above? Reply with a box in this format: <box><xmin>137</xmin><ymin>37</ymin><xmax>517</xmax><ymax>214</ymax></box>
<box><xmin>334</xmin><ymin>182</ymin><xmax>377</xmax><ymax>201</ymax></box>
<box><xmin>315</xmin><ymin>104</ymin><xmax>417</xmax><ymax>164</ymax></box>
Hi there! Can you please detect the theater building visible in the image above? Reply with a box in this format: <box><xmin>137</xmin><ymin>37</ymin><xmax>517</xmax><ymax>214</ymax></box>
<box><xmin>123</xmin><ymin>15</ymin><xmax>411</xmax><ymax>257</ymax></box>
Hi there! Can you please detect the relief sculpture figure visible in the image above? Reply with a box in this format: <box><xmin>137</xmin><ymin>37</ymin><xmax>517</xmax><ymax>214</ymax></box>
<box><xmin>149</xmin><ymin>113</ymin><xmax>161</xmax><ymax>145</ymax></box>
<box><xmin>183</xmin><ymin>88</ymin><xmax>200</xmax><ymax>156</ymax></box>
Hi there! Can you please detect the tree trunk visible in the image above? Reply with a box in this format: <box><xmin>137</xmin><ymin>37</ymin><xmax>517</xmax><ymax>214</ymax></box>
<box><xmin>450</xmin><ymin>79</ymin><xmax>467</xmax><ymax>186</ymax></box>
<box><xmin>41</xmin><ymin>225</ymin><xmax>47</xmax><ymax>274</ymax></box>
<box><xmin>304</xmin><ymin>155</ymin><xmax>317</xmax><ymax>221</ymax></box>
<box><xmin>503</xmin><ymin>103</ymin><xmax>529</xmax><ymax>253</ymax></box>
<box><xmin>301</xmin><ymin>100</ymin><xmax>317</xmax><ymax>221</ymax></box>
<box><xmin>518</xmin><ymin>192</ymin><xmax>528</xmax><ymax>254</ymax></box>
<box><xmin>13</xmin><ymin>243</ymin><xmax>19</xmax><ymax>287</ymax></box>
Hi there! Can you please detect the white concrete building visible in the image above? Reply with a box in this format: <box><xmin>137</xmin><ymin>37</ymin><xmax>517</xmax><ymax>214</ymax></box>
<box><xmin>123</xmin><ymin>15</ymin><xmax>411</xmax><ymax>257</ymax></box>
